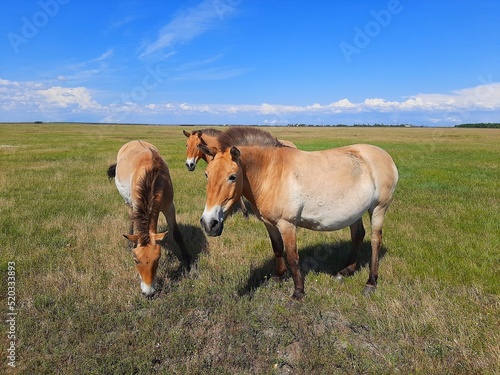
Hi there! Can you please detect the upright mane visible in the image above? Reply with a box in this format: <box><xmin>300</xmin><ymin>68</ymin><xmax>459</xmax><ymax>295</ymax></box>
<box><xmin>199</xmin><ymin>128</ymin><xmax>222</xmax><ymax>137</ymax></box>
<box><xmin>133</xmin><ymin>148</ymin><xmax>165</xmax><ymax>245</ymax></box>
<box><xmin>218</xmin><ymin>127</ymin><xmax>283</xmax><ymax>151</ymax></box>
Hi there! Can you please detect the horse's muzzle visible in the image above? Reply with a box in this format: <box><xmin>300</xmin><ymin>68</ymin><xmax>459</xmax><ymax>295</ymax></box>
<box><xmin>185</xmin><ymin>158</ymin><xmax>196</xmax><ymax>171</ymax></box>
<box><xmin>200</xmin><ymin>216</ymin><xmax>224</xmax><ymax>236</ymax></box>
<box><xmin>201</xmin><ymin>205</ymin><xmax>225</xmax><ymax>236</ymax></box>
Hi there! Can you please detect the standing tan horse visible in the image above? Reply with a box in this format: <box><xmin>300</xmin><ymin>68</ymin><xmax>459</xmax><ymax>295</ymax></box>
<box><xmin>199</xmin><ymin>127</ymin><xmax>398</xmax><ymax>299</ymax></box>
<box><xmin>107</xmin><ymin>140</ymin><xmax>191</xmax><ymax>296</ymax></box>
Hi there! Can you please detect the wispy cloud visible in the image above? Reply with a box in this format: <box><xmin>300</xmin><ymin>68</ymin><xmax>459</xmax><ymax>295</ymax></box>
<box><xmin>54</xmin><ymin>50</ymin><xmax>115</xmax><ymax>84</ymax></box>
<box><xmin>140</xmin><ymin>0</ymin><xmax>235</xmax><ymax>58</ymax></box>
<box><xmin>104</xmin><ymin>16</ymin><xmax>135</xmax><ymax>34</ymax></box>
<box><xmin>171</xmin><ymin>67</ymin><xmax>249</xmax><ymax>81</ymax></box>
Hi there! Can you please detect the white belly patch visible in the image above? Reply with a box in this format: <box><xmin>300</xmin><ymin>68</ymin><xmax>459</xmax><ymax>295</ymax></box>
<box><xmin>115</xmin><ymin>178</ymin><xmax>132</xmax><ymax>205</ymax></box>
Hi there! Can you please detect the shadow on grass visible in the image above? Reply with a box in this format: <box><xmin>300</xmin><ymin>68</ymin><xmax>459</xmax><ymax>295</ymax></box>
<box><xmin>238</xmin><ymin>240</ymin><xmax>387</xmax><ymax>297</ymax></box>
<box><xmin>157</xmin><ymin>223</ymin><xmax>208</xmax><ymax>293</ymax></box>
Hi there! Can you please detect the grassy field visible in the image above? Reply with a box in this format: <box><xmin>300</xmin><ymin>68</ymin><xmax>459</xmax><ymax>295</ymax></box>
<box><xmin>0</xmin><ymin>124</ymin><xmax>498</xmax><ymax>374</ymax></box>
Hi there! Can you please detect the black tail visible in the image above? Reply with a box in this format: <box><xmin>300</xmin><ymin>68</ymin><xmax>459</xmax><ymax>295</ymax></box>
<box><xmin>107</xmin><ymin>163</ymin><xmax>116</xmax><ymax>181</ymax></box>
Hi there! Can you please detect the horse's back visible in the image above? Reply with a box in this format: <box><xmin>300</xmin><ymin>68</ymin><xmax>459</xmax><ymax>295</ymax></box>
<box><xmin>276</xmin><ymin>144</ymin><xmax>397</xmax><ymax>229</ymax></box>
<box><xmin>115</xmin><ymin>140</ymin><xmax>164</xmax><ymax>204</ymax></box>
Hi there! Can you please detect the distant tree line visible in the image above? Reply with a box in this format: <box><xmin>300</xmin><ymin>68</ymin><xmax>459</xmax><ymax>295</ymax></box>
<box><xmin>455</xmin><ymin>123</ymin><xmax>500</xmax><ymax>128</ymax></box>
<box><xmin>286</xmin><ymin>123</ymin><xmax>414</xmax><ymax>127</ymax></box>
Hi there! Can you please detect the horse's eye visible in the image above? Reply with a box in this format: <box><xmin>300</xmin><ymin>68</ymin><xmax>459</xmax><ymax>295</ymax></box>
<box><xmin>228</xmin><ymin>174</ymin><xmax>237</xmax><ymax>182</ymax></box>
<box><xmin>133</xmin><ymin>257</ymin><xmax>140</xmax><ymax>265</ymax></box>
<box><xmin>204</xmin><ymin>172</ymin><xmax>208</xmax><ymax>179</ymax></box>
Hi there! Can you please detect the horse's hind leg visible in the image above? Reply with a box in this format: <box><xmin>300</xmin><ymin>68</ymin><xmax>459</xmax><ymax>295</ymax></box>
<box><xmin>278</xmin><ymin>221</ymin><xmax>304</xmax><ymax>299</ymax></box>
<box><xmin>336</xmin><ymin>218</ymin><xmax>365</xmax><ymax>281</ymax></box>
<box><xmin>165</xmin><ymin>203</ymin><xmax>192</xmax><ymax>267</ymax></box>
<box><xmin>362</xmin><ymin>205</ymin><xmax>387</xmax><ymax>296</ymax></box>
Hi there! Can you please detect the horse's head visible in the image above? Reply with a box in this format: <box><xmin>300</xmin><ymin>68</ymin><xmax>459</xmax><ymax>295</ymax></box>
<box><xmin>123</xmin><ymin>232</ymin><xmax>166</xmax><ymax>296</ymax></box>
<box><xmin>199</xmin><ymin>146</ymin><xmax>243</xmax><ymax>236</ymax></box>
<box><xmin>183</xmin><ymin>130</ymin><xmax>208</xmax><ymax>171</ymax></box>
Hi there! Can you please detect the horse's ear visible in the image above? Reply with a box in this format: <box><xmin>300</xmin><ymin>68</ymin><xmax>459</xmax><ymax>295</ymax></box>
<box><xmin>198</xmin><ymin>144</ymin><xmax>217</xmax><ymax>157</ymax></box>
<box><xmin>123</xmin><ymin>234</ymin><xmax>139</xmax><ymax>244</ymax></box>
<box><xmin>196</xmin><ymin>130</ymin><xmax>203</xmax><ymax>137</ymax></box>
<box><xmin>153</xmin><ymin>232</ymin><xmax>167</xmax><ymax>243</ymax></box>
<box><xmin>183</xmin><ymin>130</ymin><xmax>191</xmax><ymax>138</ymax></box>
<box><xmin>230</xmin><ymin>146</ymin><xmax>240</xmax><ymax>160</ymax></box>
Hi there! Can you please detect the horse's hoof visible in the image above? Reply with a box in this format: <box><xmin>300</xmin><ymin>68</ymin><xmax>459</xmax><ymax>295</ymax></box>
<box><xmin>335</xmin><ymin>274</ymin><xmax>344</xmax><ymax>283</ymax></box>
<box><xmin>291</xmin><ymin>290</ymin><xmax>305</xmax><ymax>300</ymax></box>
<box><xmin>362</xmin><ymin>285</ymin><xmax>376</xmax><ymax>296</ymax></box>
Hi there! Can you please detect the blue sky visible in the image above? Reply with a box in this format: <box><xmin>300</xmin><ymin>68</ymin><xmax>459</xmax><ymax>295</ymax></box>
<box><xmin>1</xmin><ymin>0</ymin><xmax>499</xmax><ymax>126</ymax></box>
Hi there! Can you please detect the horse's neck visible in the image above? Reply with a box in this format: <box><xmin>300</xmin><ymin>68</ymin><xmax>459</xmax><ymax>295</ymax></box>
<box><xmin>132</xmin><ymin>174</ymin><xmax>164</xmax><ymax>236</ymax></box>
<box><xmin>201</xmin><ymin>153</ymin><xmax>213</xmax><ymax>163</ymax></box>
<box><xmin>240</xmin><ymin>147</ymin><xmax>282</xmax><ymax>210</ymax></box>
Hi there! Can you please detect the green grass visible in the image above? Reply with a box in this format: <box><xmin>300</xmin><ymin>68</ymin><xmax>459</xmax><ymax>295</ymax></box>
<box><xmin>0</xmin><ymin>124</ymin><xmax>498</xmax><ymax>374</ymax></box>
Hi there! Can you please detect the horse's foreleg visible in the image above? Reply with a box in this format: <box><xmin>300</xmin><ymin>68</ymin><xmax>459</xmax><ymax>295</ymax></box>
<box><xmin>165</xmin><ymin>203</ymin><xmax>192</xmax><ymax>267</ymax></box>
<box><xmin>264</xmin><ymin>223</ymin><xmax>286</xmax><ymax>279</ymax></box>
<box><xmin>127</xmin><ymin>206</ymin><xmax>134</xmax><ymax>235</ymax></box>
<box><xmin>239</xmin><ymin>196</ymin><xmax>249</xmax><ymax>218</ymax></box>
<box><xmin>336</xmin><ymin>218</ymin><xmax>365</xmax><ymax>280</ymax></box>
<box><xmin>278</xmin><ymin>222</ymin><xmax>304</xmax><ymax>300</ymax></box>
<box><xmin>126</xmin><ymin>206</ymin><xmax>135</xmax><ymax>249</ymax></box>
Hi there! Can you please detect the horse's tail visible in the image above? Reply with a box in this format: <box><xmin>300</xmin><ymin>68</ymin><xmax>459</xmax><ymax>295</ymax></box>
<box><xmin>107</xmin><ymin>163</ymin><xmax>117</xmax><ymax>181</ymax></box>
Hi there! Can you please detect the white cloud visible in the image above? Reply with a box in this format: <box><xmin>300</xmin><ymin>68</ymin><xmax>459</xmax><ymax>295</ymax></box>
<box><xmin>1</xmin><ymin>78</ymin><xmax>499</xmax><ymax>125</ymax></box>
<box><xmin>0</xmin><ymin>79</ymin><xmax>100</xmax><ymax>112</ymax></box>
<box><xmin>37</xmin><ymin>87</ymin><xmax>100</xmax><ymax>109</ymax></box>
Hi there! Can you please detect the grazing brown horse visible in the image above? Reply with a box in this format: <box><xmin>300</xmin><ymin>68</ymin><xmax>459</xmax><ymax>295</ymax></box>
<box><xmin>107</xmin><ymin>140</ymin><xmax>191</xmax><ymax>296</ymax></box>
<box><xmin>199</xmin><ymin>127</ymin><xmax>398</xmax><ymax>299</ymax></box>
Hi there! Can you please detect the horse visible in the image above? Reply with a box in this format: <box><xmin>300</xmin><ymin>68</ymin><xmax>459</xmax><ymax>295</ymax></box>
<box><xmin>183</xmin><ymin>128</ymin><xmax>250</xmax><ymax>218</ymax></box>
<box><xmin>107</xmin><ymin>140</ymin><xmax>191</xmax><ymax>296</ymax></box>
<box><xmin>199</xmin><ymin>127</ymin><xmax>398</xmax><ymax>299</ymax></box>
<box><xmin>183</xmin><ymin>128</ymin><xmax>298</xmax><ymax>219</ymax></box>
<box><xmin>183</xmin><ymin>128</ymin><xmax>297</xmax><ymax>171</ymax></box>
<box><xmin>183</xmin><ymin>129</ymin><xmax>222</xmax><ymax>171</ymax></box>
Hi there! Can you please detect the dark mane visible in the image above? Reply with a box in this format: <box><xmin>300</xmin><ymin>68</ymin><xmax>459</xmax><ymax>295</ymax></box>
<box><xmin>218</xmin><ymin>127</ymin><xmax>283</xmax><ymax>151</ymax></box>
<box><xmin>199</xmin><ymin>128</ymin><xmax>222</xmax><ymax>137</ymax></box>
<box><xmin>133</xmin><ymin>149</ymin><xmax>165</xmax><ymax>245</ymax></box>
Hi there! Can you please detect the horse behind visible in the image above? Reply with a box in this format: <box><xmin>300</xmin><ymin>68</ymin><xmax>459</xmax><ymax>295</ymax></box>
<box><xmin>199</xmin><ymin>127</ymin><xmax>398</xmax><ymax>299</ymax></box>
<box><xmin>183</xmin><ymin>128</ymin><xmax>297</xmax><ymax>171</ymax></box>
<box><xmin>107</xmin><ymin>140</ymin><xmax>191</xmax><ymax>296</ymax></box>
<box><xmin>183</xmin><ymin>128</ymin><xmax>222</xmax><ymax>171</ymax></box>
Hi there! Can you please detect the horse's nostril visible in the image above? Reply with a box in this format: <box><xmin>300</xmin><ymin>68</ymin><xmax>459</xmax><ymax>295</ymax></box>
<box><xmin>209</xmin><ymin>219</ymin><xmax>219</xmax><ymax>231</ymax></box>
